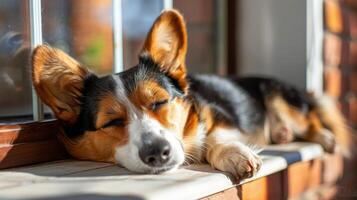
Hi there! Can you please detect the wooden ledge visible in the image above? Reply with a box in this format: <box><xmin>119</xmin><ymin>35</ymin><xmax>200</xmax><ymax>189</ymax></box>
<box><xmin>0</xmin><ymin>142</ymin><xmax>334</xmax><ymax>200</ymax></box>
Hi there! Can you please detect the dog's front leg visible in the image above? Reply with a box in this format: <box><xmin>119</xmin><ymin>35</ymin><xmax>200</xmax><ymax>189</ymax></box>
<box><xmin>205</xmin><ymin>127</ymin><xmax>263</xmax><ymax>179</ymax></box>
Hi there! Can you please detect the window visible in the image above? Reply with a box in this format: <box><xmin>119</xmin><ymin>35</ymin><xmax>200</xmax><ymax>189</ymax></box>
<box><xmin>42</xmin><ymin>0</ymin><xmax>114</xmax><ymax>75</ymax></box>
<box><xmin>0</xmin><ymin>0</ymin><xmax>32</xmax><ymax>122</ymax></box>
<box><xmin>0</xmin><ymin>0</ymin><xmax>228</xmax><ymax>168</ymax></box>
<box><xmin>0</xmin><ymin>0</ymin><xmax>226</xmax><ymax>123</ymax></box>
<box><xmin>122</xmin><ymin>0</ymin><xmax>163</xmax><ymax>69</ymax></box>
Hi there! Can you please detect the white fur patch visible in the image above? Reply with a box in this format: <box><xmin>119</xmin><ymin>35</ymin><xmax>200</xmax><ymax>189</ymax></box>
<box><xmin>186</xmin><ymin>123</ymin><xmax>207</xmax><ymax>162</ymax></box>
<box><xmin>205</xmin><ymin>127</ymin><xmax>263</xmax><ymax>178</ymax></box>
<box><xmin>111</xmin><ymin>75</ymin><xmax>184</xmax><ymax>173</ymax></box>
<box><xmin>114</xmin><ymin>115</ymin><xmax>185</xmax><ymax>173</ymax></box>
<box><xmin>207</xmin><ymin>128</ymin><xmax>262</xmax><ymax>153</ymax></box>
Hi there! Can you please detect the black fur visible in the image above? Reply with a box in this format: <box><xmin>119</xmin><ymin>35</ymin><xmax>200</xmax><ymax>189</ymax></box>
<box><xmin>118</xmin><ymin>55</ymin><xmax>184</xmax><ymax>98</ymax></box>
<box><xmin>233</xmin><ymin>77</ymin><xmax>315</xmax><ymax>114</ymax></box>
<box><xmin>188</xmin><ymin>75</ymin><xmax>265</xmax><ymax>134</ymax></box>
<box><xmin>64</xmin><ymin>73</ymin><xmax>116</xmax><ymax>137</ymax></box>
<box><xmin>64</xmin><ymin>56</ymin><xmax>185</xmax><ymax>138</ymax></box>
<box><xmin>188</xmin><ymin>75</ymin><xmax>315</xmax><ymax>134</ymax></box>
<box><xmin>64</xmin><ymin>53</ymin><xmax>315</xmax><ymax>138</ymax></box>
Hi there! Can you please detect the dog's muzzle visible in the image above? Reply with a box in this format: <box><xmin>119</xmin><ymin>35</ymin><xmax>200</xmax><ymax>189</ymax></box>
<box><xmin>139</xmin><ymin>133</ymin><xmax>172</xmax><ymax>168</ymax></box>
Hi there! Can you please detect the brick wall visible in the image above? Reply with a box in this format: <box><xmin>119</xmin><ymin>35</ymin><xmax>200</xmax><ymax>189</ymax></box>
<box><xmin>324</xmin><ymin>0</ymin><xmax>357</xmax><ymax>129</ymax></box>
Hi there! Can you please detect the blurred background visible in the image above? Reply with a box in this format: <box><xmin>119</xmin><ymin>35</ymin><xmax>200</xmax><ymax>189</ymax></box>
<box><xmin>0</xmin><ymin>0</ymin><xmax>355</xmax><ymax>132</ymax></box>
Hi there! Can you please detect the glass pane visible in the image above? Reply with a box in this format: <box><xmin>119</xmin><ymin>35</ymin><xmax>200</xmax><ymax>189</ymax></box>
<box><xmin>174</xmin><ymin>0</ymin><xmax>216</xmax><ymax>73</ymax></box>
<box><xmin>122</xmin><ymin>0</ymin><xmax>163</xmax><ymax>69</ymax></box>
<box><xmin>0</xmin><ymin>0</ymin><xmax>32</xmax><ymax>122</ymax></box>
<box><xmin>42</xmin><ymin>0</ymin><xmax>114</xmax><ymax>75</ymax></box>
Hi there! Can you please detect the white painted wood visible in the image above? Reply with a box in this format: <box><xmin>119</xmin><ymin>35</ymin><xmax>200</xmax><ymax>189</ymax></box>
<box><xmin>112</xmin><ymin>0</ymin><xmax>124</xmax><ymax>73</ymax></box>
<box><xmin>29</xmin><ymin>0</ymin><xmax>44</xmax><ymax>120</ymax></box>
<box><xmin>0</xmin><ymin>166</ymin><xmax>234</xmax><ymax>200</ymax></box>
<box><xmin>306</xmin><ymin>0</ymin><xmax>324</xmax><ymax>94</ymax></box>
<box><xmin>163</xmin><ymin>0</ymin><xmax>173</xmax><ymax>10</ymax></box>
<box><xmin>0</xmin><ymin>143</ymin><xmax>324</xmax><ymax>200</ymax></box>
<box><xmin>263</xmin><ymin>142</ymin><xmax>324</xmax><ymax>161</ymax></box>
<box><xmin>3</xmin><ymin>159</ymin><xmax>113</xmax><ymax>176</ymax></box>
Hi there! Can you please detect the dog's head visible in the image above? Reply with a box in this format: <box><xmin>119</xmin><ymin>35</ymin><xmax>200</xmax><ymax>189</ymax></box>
<box><xmin>32</xmin><ymin>10</ymin><xmax>190</xmax><ymax>173</ymax></box>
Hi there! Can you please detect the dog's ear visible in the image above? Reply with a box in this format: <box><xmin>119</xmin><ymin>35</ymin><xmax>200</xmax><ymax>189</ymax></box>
<box><xmin>142</xmin><ymin>9</ymin><xmax>188</xmax><ymax>93</ymax></box>
<box><xmin>32</xmin><ymin>45</ymin><xmax>90</xmax><ymax>124</ymax></box>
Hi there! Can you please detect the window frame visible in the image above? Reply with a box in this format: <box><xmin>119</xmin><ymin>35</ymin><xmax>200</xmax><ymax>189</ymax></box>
<box><xmin>0</xmin><ymin>120</ymin><xmax>68</xmax><ymax>169</ymax></box>
<box><xmin>30</xmin><ymin>0</ymin><xmax>44</xmax><ymax>121</ymax></box>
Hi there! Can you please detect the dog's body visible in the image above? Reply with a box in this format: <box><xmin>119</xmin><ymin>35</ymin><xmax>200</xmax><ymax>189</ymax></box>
<box><xmin>31</xmin><ymin>10</ymin><xmax>351</xmax><ymax>179</ymax></box>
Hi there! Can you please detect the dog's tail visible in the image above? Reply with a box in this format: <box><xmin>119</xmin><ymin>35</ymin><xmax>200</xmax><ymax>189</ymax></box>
<box><xmin>313</xmin><ymin>94</ymin><xmax>354</xmax><ymax>158</ymax></box>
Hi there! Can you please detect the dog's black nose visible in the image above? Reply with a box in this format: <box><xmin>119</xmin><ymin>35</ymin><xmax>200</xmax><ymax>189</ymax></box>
<box><xmin>139</xmin><ymin>135</ymin><xmax>171</xmax><ymax>167</ymax></box>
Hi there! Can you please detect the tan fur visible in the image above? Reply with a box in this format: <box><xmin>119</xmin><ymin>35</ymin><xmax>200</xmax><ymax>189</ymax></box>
<box><xmin>69</xmin><ymin>79</ymin><xmax>191</xmax><ymax>164</ymax></box>
<box><xmin>130</xmin><ymin>80</ymin><xmax>190</xmax><ymax>132</ymax></box>
<box><xmin>205</xmin><ymin>125</ymin><xmax>263</xmax><ymax>179</ymax></box>
<box><xmin>32</xmin><ymin>46</ymin><xmax>131</xmax><ymax>163</ymax></box>
<box><xmin>95</xmin><ymin>94</ymin><xmax>128</xmax><ymax>128</ymax></box>
<box><xmin>31</xmin><ymin>10</ymin><xmax>193</xmax><ymax>167</ymax></box>
<box><xmin>266</xmin><ymin>94</ymin><xmax>352</xmax><ymax>157</ymax></box>
<box><xmin>266</xmin><ymin>95</ymin><xmax>309</xmax><ymax>134</ymax></box>
<box><xmin>142</xmin><ymin>10</ymin><xmax>188</xmax><ymax>93</ymax></box>
<box><xmin>32</xmin><ymin>45</ymin><xmax>88</xmax><ymax>124</ymax></box>
<box><xmin>183</xmin><ymin>106</ymin><xmax>213</xmax><ymax>138</ymax></box>
<box><xmin>181</xmin><ymin>106</ymin><xmax>200</xmax><ymax>162</ymax></box>
<box><xmin>31</xmin><ymin>9</ymin><xmax>355</xmax><ymax>178</ymax></box>
<box><xmin>314</xmin><ymin>95</ymin><xmax>353</xmax><ymax>157</ymax></box>
<box><xmin>59</xmin><ymin>129</ymin><xmax>127</xmax><ymax>163</ymax></box>
<box><xmin>59</xmin><ymin>94</ymin><xmax>129</xmax><ymax>163</ymax></box>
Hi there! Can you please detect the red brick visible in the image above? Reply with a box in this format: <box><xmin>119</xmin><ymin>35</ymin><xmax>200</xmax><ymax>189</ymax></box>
<box><xmin>324</xmin><ymin>34</ymin><xmax>342</xmax><ymax>66</ymax></box>
<box><xmin>340</xmin><ymin>39</ymin><xmax>351</xmax><ymax>67</ymax></box>
<box><xmin>241</xmin><ymin>173</ymin><xmax>283</xmax><ymax>200</ymax></box>
<box><xmin>325</xmin><ymin>0</ymin><xmax>344</xmax><ymax>33</ymax></box>
<box><xmin>348</xmin><ymin>96</ymin><xmax>357</xmax><ymax>125</ymax></box>
<box><xmin>324</xmin><ymin>66</ymin><xmax>342</xmax><ymax>97</ymax></box>
<box><xmin>340</xmin><ymin>101</ymin><xmax>350</xmax><ymax>122</ymax></box>
<box><xmin>347</xmin><ymin>9</ymin><xmax>357</xmax><ymax>39</ymax></box>
<box><xmin>202</xmin><ymin>187</ymin><xmax>240</xmax><ymax>200</ymax></box>
<box><xmin>340</xmin><ymin>71</ymin><xmax>350</xmax><ymax>97</ymax></box>
<box><xmin>349</xmin><ymin>41</ymin><xmax>357</xmax><ymax>67</ymax></box>
<box><xmin>283</xmin><ymin>159</ymin><xmax>322</xmax><ymax>199</ymax></box>
<box><xmin>350</xmin><ymin>71</ymin><xmax>357</xmax><ymax>93</ymax></box>
<box><xmin>341</xmin><ymin>0</ymin><xmax>357</xmax><ymax>8</ymax></box>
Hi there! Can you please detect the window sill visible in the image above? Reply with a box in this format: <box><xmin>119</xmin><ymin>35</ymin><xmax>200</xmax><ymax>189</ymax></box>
<box><xmin>0</xmin><ymin>142</ymin><xmax>342</xmax><ymax>200</ymax></box>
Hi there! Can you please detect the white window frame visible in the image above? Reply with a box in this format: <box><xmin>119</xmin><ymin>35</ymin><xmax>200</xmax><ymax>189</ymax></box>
<box><xmin>29</xmin><ymin>0</ymin><xmax>43</xmax><ymax>121</ymax></box>
<box><xmin>306</xmin><ymin>0</ymin><xmax>324</xmax><ymax>95</ymax></box>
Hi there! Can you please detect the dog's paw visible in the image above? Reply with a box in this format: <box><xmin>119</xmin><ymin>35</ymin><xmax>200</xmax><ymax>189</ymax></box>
<box><xmin>271</xmin><ymin>126</ymin><xmax>294</xmax><ymax>144</ymax></box>
<box><xmin>208</xmin><ymin>142</ymin><xmax>262</xmax><ymax>179</ymax></box>
<box><xmin>317</xmin><ymin>129</ymin><xmax>336</xmax><ymax>153</ymax></box>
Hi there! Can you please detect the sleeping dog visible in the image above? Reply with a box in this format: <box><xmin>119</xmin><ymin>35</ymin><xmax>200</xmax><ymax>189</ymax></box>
<box><xmin>31</xmin><ymin>10</ymin><xmax>351</xmax><ymax>179</ymax></box>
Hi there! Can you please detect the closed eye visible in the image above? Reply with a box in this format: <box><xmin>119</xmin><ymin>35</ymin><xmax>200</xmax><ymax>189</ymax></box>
<box><xmin>102</xmin><ymin>118</ymin><xmax>124</xmax><ymax>128</ymax></box>
<box><xmin>150</xmin><ymin>99</ymin><xmax>168</xmax><ymax>111</ymax></box>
